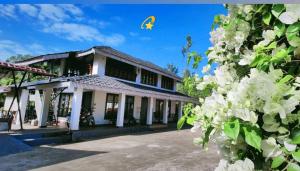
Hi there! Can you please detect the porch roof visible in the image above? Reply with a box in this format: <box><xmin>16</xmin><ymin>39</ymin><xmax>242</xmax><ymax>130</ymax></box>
<box><xmin>22</xmin><ymin>75</ymin><xmax>196</xmax><ymax>102</ymax></box>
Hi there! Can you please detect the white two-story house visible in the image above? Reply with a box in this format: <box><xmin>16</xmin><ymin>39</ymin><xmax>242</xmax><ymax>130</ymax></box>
<box><xmin>2</xmin><ymin>46</ymin><xmax>195</xmax><ymax>131</ymax></box>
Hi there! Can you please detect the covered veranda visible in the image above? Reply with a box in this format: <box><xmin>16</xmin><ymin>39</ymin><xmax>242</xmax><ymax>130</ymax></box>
<box><xmin>0</xmin><ymin>61</ymin><xmax>54</xmax><ymax>131</ymax></box>
<box><xmin>13</xmin><ymin>75</ymin><xmax>195</xmax><ymax>131</ymax></box>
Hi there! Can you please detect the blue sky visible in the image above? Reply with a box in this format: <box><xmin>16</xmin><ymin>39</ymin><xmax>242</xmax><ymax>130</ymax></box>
<box><xmin>0</xmin><ymin>4</ymin><xmax>226</xmax><ymax>76</ymax></box>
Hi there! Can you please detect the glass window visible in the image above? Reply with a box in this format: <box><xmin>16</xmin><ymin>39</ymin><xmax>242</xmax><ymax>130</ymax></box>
<box><xmin>161</xmin><ymin>75</ymin><xmax>174</xmax><ymax>90</ymax></box>
<box><xmin>105</xmin><ymin>58</ymin><xmax>136</xmax><ymax>81</ymax></box>
<box><xmin>141</xmin><ymin>69</ymin><xmax>158</xmax><ymax>86</ymax></box>
<box><xmin>104</xmin><ymin>93</ymin><xmax>119</xmax><ymax>121</ymax></box>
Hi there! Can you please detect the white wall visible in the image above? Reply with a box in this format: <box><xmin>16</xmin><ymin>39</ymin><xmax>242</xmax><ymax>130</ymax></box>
<box><xmin>133</xmin><ymin>96</ymin><xmax>141</xmax><ymax>120</ymax></box>
<box><xmin>92</xmin><ymin>54</ymin><xmax>106</xmax><ymax>76</ymax></box>
<box><xmin>171</xmin><ymin>101</ymin><xmax>177</xmax><ymax>114</ymax></box>
<box><xmin>3</xmin><ymin>93</ymin><xmax>18</xmax><ymax>112</ymax></box>
<box><xmin>92</xmin><ymin>91</ymin><xmax>109</xmax><ymax>124</ymax></box>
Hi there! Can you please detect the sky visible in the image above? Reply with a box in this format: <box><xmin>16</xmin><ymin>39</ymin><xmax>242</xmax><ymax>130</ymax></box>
<box><xmin>0</xmin><ymin>4</ymin><xmax>226</xmax><ymax>76</ymax></box>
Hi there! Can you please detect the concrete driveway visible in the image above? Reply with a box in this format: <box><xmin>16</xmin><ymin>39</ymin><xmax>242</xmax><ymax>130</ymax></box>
<box><xmin>0</xmin><ymin>129</ymin><xmax>220</xmax><ymax>171</ymax></box>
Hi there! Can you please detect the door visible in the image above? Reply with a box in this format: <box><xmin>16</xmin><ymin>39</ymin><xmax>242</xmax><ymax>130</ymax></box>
<box><xmin>125</xmin><ymin>96</ymin><xmax>135</xmax><ymax>120</ymax></box>
<box><xmin>155</xmin><ymin>99</ymin><xmax>164</xmax><ymax>123</ymax></box>
<box><xmin>140</xmin><ymin>97</ymin><xmax>148</xmax><ymax>125</ymax></box>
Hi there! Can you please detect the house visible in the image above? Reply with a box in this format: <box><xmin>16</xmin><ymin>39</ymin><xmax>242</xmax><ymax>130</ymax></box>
<box><xmin>2</xmin><ymin>46</ymin><xmax>195</xmax><ymax>131</ymax></box>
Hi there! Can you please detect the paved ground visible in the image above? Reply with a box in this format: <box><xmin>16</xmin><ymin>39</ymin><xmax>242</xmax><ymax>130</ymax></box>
<box><xmin>0</xmin><ymin>129</ymin><xmax>220</xmax><ymax>171</ymax></box>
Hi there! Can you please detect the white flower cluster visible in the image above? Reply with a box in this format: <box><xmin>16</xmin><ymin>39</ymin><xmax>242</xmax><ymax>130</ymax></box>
<box><xmin>215</xmin><ymin>158</ymin><xmax>255</xmax><ymax>171</ymax></box>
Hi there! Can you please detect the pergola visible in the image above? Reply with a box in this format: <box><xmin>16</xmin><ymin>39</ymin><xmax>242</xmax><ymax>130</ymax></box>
<box><xmin>0</xmin><ymin>61</ymin><xmax>54</xmax><ymax>130</ymax></box>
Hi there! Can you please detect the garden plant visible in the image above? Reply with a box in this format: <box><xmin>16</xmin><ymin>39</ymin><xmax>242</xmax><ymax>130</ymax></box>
<box><xmin>178</xmin><ymin>4</ymin><xmax>300</xmax><ymax>171</ymax></box>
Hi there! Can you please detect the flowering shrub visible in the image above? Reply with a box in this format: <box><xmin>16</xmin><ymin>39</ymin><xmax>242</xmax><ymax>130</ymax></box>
<box><xmin>180</xmin><ymin>4</ymin><xmax>300</xmax><ymax>171</ymax></box>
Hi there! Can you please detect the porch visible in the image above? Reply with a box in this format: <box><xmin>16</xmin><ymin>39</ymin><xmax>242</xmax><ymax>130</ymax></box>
<box><xmin>2</xmin><ymin>75</ymin><xmax>194</xmax><ymax>131</ymax></box>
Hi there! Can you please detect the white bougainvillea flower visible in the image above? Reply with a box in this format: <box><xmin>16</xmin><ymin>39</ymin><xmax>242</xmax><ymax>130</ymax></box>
<box><xmin>279</xmin><ymin>4</ymin><xmax>300</xmax><ymax>24</ymax></box>
<box><xmin>239</xmin><ymin>49</ymin><xmax>255</xmax><ymax>65</ymax></box>
<box><xmin>261</xmin><ymin>137</ymin><xmax>282</xmax><ymax>158</ymax></box>
<box><xmin>215</xmin><ymin>158</ymin><xmax>254</xmax><ymax>171</ymax></box>
<box><xmin>284</xmin><ymin>141</ymin><xmax>297</xmax><ymax>152</ymax></box>
<box><xmin>202</xmin><ymin>64</ymin><xmax>211</xmax><ymax>74</ymax></box>
<box><xmin>257</xmin><ymin>30</ymin><xmax>276</xmax><ymax>46</ymax></box>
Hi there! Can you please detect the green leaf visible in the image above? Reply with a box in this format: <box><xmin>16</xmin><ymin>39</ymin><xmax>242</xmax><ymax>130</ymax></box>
<box><xmin>271</xmin><ymin>156</ymin><xmax>285</xmax><ymax>169</ymax></box>
<box><xmin>287</xmin><ymin>163</ymin><xmax>300</xmax><ymax>171</ymax></box>
<box><xmin>288</xmin><ymin>35</ymin><xmax>300</xmax><ymax>47</ymax></box>
<box><xmin>279</xmin><ymin>75</ymin><xmax>294</xmax><ymax>84</ymax></box>
<box><xmin>274</xmin><ymin>22</ymin><xmax>286</xmax><ymax>37</ymax></box>
<box><xmin>186</xmin><ymin>115</ymin><xmax>196</xmax><ymax>125</ymax></box>
<box><xmin>291</xmin><ymin>129</ymin><xmax>300</xmax><ymax>144</ymax></box>
<box><xmin>271</xmin><ymin>49</ymin><xmax>289</xmax><ymax>63</ymax></box>
<box><xmin>271</xmin><ymin>4</ymin><xmax>285</xmax><ymax>18</ymax></box>
<box><xmin>243</xmin><ymin>126</ymin><xmax>262</xmax><ymax>151</ymax></box>
<box><xmin>292</xmin><ymin>150</ymin><xmax>300</xmax><ymax>162</ymax></box>
<box><xmin>177</xmin><ymin>116</ymin><xmax>186</xmax><ymax>130</ymax></box>
<box><xmin>263</xmin><ymin>12</ymin><xmax>272</xmax><ymax>25</ymax></box>
<box><xmin>202</xmin><ymin>126</ymin><xmax>214</xmax><ymax>148</ymax></box>
<box><xmin>224</xmin><ymin>119</ymin><xmax>240</xmax><ymax>140</ymax></box>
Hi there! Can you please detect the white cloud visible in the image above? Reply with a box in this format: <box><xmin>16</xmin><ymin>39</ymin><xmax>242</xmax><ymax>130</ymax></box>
<box><xmin>18</xmin><ymin>4</ymin><xmax>38</xmax><ymax>17</ymax></box>
<box><xmin>43</xmin><ymin>23</ymin><xmax>125</xmax><ymax>46</ymax></box>
<box><xmin>37</xmin><ymin>4</ymin><xmax>71</xmax><ymax>22</ymax></box>
<box><xmin>0</xmin><ymin>40</ymin><xmax>49</xmax><ymax>60</ymax></box>
<box><xmin>0</xmin><ymin>5</ymin><xmax>17</xmax><ymax>19</ymax></box>
<box><xmin>0</xmin><ymin>40</ymin><xmax>31</xmax><ymax>60</ymax></box>
<box><xmin>59</xmin><ymin>4</ymin><xmax>83</xmax><ymax>16</ymax></box>
<box><xmin>88</xmin><ymin>19</ymin><xmax>110</xmax><ymax>29</ymax></box>
<box><xmin>0</xmin><ymin>5</ymin><xmax>126</xmax><ymax>47</ymax></box>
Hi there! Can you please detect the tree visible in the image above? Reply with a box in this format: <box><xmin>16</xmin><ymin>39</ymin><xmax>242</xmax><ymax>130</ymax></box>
<box><xmin>5</xmin><ymin>54</ymin><xmax>32</xmax><ymax>63</ymax></box>
<box><xmin>180</xmin><ymin>4</ymin><xmax>300</xmax><ymax>170</ymax></box>
<box><xmin>166</xmin><ymin>64</ymin><xmax>179</xmax><ymax>75</ymax></box>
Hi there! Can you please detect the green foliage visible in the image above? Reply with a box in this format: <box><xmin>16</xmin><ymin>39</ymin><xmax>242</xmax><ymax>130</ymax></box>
<box><xmin>224</xmin><ymin>119</ymin><xmax>240</xmax><ymax>140</ymax></box>
<box><xmin>271</xmin><ymin>156</ymin><xmax>285</xmax><ymax>168</ymax></box>
<box><xmin>242</xmin><ymin>126</ymin><xmax>262</xmax><ymax>151</ymax></box>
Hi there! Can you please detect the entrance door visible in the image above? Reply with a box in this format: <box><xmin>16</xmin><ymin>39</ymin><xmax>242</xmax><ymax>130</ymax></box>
<box><xmin>140</xmin><ymin>97</ymin><xmax>148</xmax><ymax>125</ymax></box>
<box><xmin>155</xmin><ymin>99</ymin><xmax>164</xmax><ymax>123</ymax></box>
<box><xmin>125</xmin><ymin>96</ymin><xmax>135</xmax><ymax>121</ymax></box>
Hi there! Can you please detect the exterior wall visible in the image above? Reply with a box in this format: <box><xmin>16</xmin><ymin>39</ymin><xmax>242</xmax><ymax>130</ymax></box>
<box><xmin>92</xmin><ymin>91</ymin><xmax>110</xmax><ymax>124</ymax></box>
<box><xmin>133</xmin><ymin>96</ymin><xmax>141</xmax><ymax>121</ymax></box>
<box><xmin>3</xmin><ymin>93</ymin><xmax>18</xmax><ymax>112</ymax></box>
<box><xmin>170</xmin><ymin>101</ymin><xmax>177</xmax><ymax>114</ymax></box>
<box><xmin>92</xmin><ymin>54</ymin><xmax>106</xmax><ymax>76</ymax></box>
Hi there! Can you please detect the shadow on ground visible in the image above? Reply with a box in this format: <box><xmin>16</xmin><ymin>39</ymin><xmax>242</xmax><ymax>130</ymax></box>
<box><xmin>0</xmin><ymin>146</ymin><xmax>106</xmax><ymax>171</ymax></box>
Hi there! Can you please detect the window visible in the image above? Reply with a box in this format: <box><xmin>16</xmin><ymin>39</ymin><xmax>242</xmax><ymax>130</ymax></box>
<box><xmin>57</xmin><ymin>93</ymin><xmax>72</xmax><ymax>117</ymax></box>
<box><xmin>141</xmin><ymin>69</ymin><xmax>158</xmax><ymax>86</ymax></box>
<box><xmin>105</xmin><ymin>58</ymin><xmax>136</xmax><ymax>81</ymax></box>
<box><xmin>161</xmin><ymin>76</ymin><xmax>174</xmax><ymax>90</ymax></box>
<box><xmin>104</xmin><ymin>93</ymin><xmax>119</xmax><ymax>120</ymax></box>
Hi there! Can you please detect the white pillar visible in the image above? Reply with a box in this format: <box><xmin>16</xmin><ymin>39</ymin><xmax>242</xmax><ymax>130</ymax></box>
<box><xmin>163</xmin><ymin>99</ymin><xmax>168</xmax><ymax>124</ymax></box>
<box><xmin>147</xmin><ymin>97</ymin><xmax>154</xmax><ymax>125</ymax></box>
<box><xmin>173</xmin><ymin>80</ymin><xmax>177</xmax><ymax>91</ymax></box>
<box><xmin>157</xmin><ymin>75</ymin><xmax>162</xmax><ymax>88</ymax></box>
<box><xmin>92</xmin><ymin>55</ymin><xmax>106</xmax><ymax>76</ymax></box>
<box><xmin>53</xmin><ymin>94</ymin><xmax>60</xmax><ymax>121</ymax></box>
<box><xmin>70</xmin><ymin>88</ymin><xmax>83</xmax><ymax>130</ymax></box>
<box><xmin>136</xmin><ymin>68</ymin><xmax>141</xmax><ymax>84</ymax></box>
<box><xmin>178</xmin><ymin>101</ymin><xmax>184</xmax><ymax>120</ymax></box>
<box><xmin>34</xmin><ymin>90</ymin><xmax>42</xmax><ymax>123</ymax></box>
<box><xmin>15</xmin><ymin>89</ymin><xmax>29</xmax><ymax>126</ymax></box>
<box><xmin>116</xmin><ymin>93</ymin><xmax>126</xmax><ymax>127</ymax></box>
<box><xmin>38</xmin><ymin>89</ymin><xmax>53</xmax><ymax>127</ymax></box>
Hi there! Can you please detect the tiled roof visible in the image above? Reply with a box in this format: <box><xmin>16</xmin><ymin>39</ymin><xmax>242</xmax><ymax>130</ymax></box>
<box><xmin>0</xmin><ymin>61</ymin><xmax>54</xmax><ymax>76</ymax></box>
<box><xmin>21</xmin><ymin>75</ymin><xmax>190</xmax><ymax>99</ymax></box>
<box><xmin>69</xmin><ymin>75</ymin><xmax>188</xmax><ymax>97</ymax></box>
